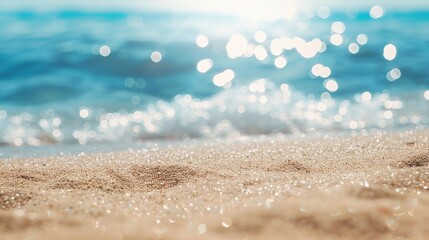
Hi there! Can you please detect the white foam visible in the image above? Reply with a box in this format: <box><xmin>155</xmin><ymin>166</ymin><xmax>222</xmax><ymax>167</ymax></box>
<box><xmin>1</xmin><ymin>82</ymin><xmax>428</xmax><ymax>147</ymax></box>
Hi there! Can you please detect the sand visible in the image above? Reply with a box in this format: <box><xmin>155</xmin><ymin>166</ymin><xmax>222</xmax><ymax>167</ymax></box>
<box><xmin>0</xmin><ymin>130</ymin><xmax>428</xmax><ymax>240</ymax></box>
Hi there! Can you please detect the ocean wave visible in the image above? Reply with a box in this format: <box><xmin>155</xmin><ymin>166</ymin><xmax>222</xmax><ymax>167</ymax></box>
<box><xmin>0</xmin><ymin>81</ymin><xmax>427</xmax><ymax>146</ymax></box>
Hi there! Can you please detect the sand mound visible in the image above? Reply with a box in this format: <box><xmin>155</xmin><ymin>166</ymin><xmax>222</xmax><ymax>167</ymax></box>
<box><xmin>397</xmin><ymin>152</ymin><xmax>429</xmax><ymax>168</ymax></box>
<box><xmin>266</xmin><ymin>160</ymin><xmax>311</xmax><ymax>173</ymax></box>
<box><xmin>128</xmin><ymin>164</ymin><xmax>200</xmax><ymax>190</ymax></box>
<box><xmin>1</xmin><ymin>163</ymin><xmax>206</xmax><ymax>194</ymax></box>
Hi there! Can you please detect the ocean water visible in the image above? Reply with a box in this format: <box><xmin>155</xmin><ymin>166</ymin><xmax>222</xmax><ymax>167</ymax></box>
<box><xmin>0</xmin><ymin>6</ymin><xmax>428</xmax><ymax>150</ymax></box>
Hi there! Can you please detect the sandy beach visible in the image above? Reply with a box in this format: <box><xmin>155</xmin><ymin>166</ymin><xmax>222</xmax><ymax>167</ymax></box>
<box><xmin>1</xmin><ymin>130</ymin><xmax>428</xmax><ymax>239</ymax></box>
<box><xmin>2</xmin><ymin>1</ymin><xmax>429</xmax><ymax>239</ymax></box>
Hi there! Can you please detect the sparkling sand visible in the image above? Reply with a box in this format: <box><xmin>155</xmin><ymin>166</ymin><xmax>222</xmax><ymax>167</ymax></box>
<box><xmin>1</xmin><ymin>131</ymin><xmax>429</xmax><ymax>239</ymax></box>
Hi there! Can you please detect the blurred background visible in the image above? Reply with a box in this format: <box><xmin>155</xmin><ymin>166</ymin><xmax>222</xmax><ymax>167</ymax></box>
<box><xmin>0</xmin><ymin>0</ymin><xmax>428</xmax><ymax>149</ymax></box>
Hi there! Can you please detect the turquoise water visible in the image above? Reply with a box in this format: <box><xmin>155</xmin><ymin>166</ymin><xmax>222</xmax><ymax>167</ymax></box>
<box><xmin>0</xmin><ymin>8</ymin><xmax>428</xmax><ymax>147</ymax></box>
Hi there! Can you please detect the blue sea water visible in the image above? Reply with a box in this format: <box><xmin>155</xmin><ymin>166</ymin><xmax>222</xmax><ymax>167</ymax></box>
<box><xmin>0</xmin><ymin>7</ymin><xmax>428</xmax><ymax>149</ymax></box>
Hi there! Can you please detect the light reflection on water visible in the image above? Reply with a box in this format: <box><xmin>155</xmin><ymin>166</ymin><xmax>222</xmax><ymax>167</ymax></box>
<box><xmin>0</xmin><ymin>4</ymin><xmax>428</xmax><ymax>147</ymax></box>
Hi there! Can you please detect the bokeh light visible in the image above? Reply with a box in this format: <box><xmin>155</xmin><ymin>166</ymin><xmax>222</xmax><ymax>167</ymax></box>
<box><xmin>226</xmin><ymin>34</ymin><xmax>248</xmax><ymax>59</ymax></box>
<box><xmin>151</xmin><ymin>51</ymin><xmax>162</xmax><ymax>62</ymax></box>
<box><xmin>311</xmin><ymin>64</ymin><xmax>331</xmax><ymax>78</ymax></box>
<box><xmin>317</xmin><ymin>6</ymin><xmax>331</xmax><ymax>19</ymax></box>
<box><xmin>197</xmin><ymin>59</ymin><xmax>213</xmax><ymax>73</ymax></box>
<box><xmin>324</xmin><ymin>79</ymin><xmax>338</xmax><ymax>92</ymax></box>
<box><xmin>274</xmin><ymin>56</ymin><xmax>287</xmax><ymax>69</ymax></box>
<box><xmin>330</xmin><ymin>34</ymin><xmax>343</xmax><ymax>46</ymax></box>
<box><xmin>196</xmin><ymin>35</ymin><xmax>209</xmax><ymax>48</ymax></box>
<box><xmin>249</xmin><ymin>79</ymin><xmax>267</xmax><ymax>93</ymax></box>
<box><xmin>383</xmin><ymin>44</ymin><xmax>397</xmax><ymax>61</ymax></box>
<box><xmin>79</xmin><ymin>108</ymin><xmax>90</xmax><ymax>119</ymax></box>
<box><xmin>254</xmin><ymin>31</ymin><xmax>267</xmax><ymax>43</ymax></box>
<box><xmin>213</xmin><ymin>69</ymin><xmax>235</xmax><ymax>88</ymax></box>
<box><xmin>99</xmin><ymin>45</ymin><xmax>111</xmax><ymax>57</ymax></box>
<box><xmin>254</xmin><ymin>45</ymin><xmax>268</xmax><ymax>61</ymax></box>
<box><xmin>348</xmin><ymin>43</ymin><xmax>359</xmax><ymax>54</ymax></box>
<box><xmin>331</xmin><ymin>21</ymin><xmax>345</xmax><ymax>34</ymax></box>
<box><xmin>370</xmin><ymin>5</ymin><xmax>384</xmax><ymax>19</ymax></box>
<box><xmin>424</xmin><ymin>90</ymin><xmax>429</xmax><ymax>100</ymax></box>
<box><xmin>356</xmin><ymin>34</ymin><xmax>368</xmax><ymax>45</ymax></box>
<box><xmin>386</xmin><ymin>68</ymin><xmax>401</xmax><ymax>81</ymax></box>
<box><xmin>361</xmin><ymin>91</ymin><xmax>372</xmax><ymax>102</ymax></box>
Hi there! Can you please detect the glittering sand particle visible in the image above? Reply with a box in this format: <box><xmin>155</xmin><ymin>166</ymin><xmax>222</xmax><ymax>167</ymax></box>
<box><xmin>0</xmin><ymin>131</ymin><xmax>429</xmax><ymax>239</ymax></box>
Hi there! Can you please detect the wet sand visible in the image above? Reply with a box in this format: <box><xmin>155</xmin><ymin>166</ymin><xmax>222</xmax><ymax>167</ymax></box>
<box><xmin>1</xmin><ymin>130</ymin><xmax>428</xmax><ymax>239</ymax></box>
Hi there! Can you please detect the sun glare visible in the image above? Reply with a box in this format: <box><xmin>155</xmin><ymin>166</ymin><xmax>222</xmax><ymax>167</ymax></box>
<box><xmin>184</xmin><ymin>0</ymin><xmax>299</xmax><ymax>22</ymax></box>
<box><xmin>238</xmin><ymin>1</ymin><xmax>298</xmax><ymax>21</ymax></box>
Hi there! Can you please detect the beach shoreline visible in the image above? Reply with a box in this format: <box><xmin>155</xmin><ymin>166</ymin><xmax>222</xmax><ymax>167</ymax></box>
<box><xmin>1</xmin><ymin>130</ymin><xmax>428</xmax><ymax>239</ymax></box>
